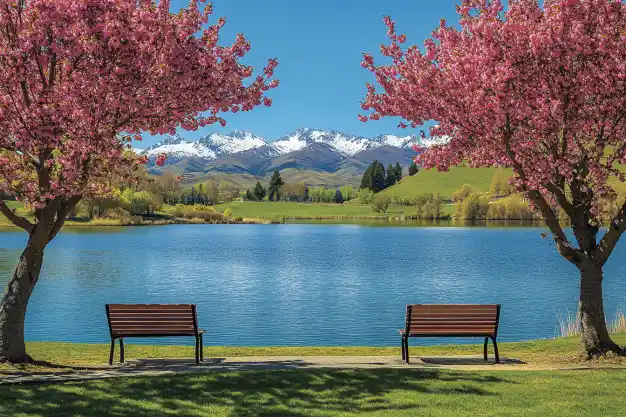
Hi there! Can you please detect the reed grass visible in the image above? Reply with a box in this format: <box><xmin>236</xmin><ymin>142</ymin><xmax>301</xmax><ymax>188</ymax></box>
<box><xmin>556</xmin><ymin>308</ymin><xmax>626</xmax><ymax>337</ymax></box>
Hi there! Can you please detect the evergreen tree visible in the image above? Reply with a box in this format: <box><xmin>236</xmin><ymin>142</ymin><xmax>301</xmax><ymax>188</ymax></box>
<box><xmin>334</xmin><ymin>189</ymin><xmax>344</xmax><ymax>204</ymax></box>
<box><xmin>360</xmin><ymin>164</ymin><xmax>373</xmax><ymax>190</ymax></box>
<box><xmin>394</xmin><ymin>162</ymin><xmax>403</xmax><ymax>182</ymax></box>
<box><xmin>268</xmin><ymin>170</ymin><xmax>284</xmax><ymax>201</ymax></box>
<box><xmin>386</xmin><ymin>163</ymin><xmax>396</xmax><ymax>188</ymax></box>
<box><xmin>408</xmin><ymin>161</ymin><xmax>419</xmax><ymax>176</ymax></box>
<box><xmin>253</xmin><ymin>181</ymin><xmax>266</xmax><ymax>201</ymax></box>
<box><xmin>371</xmin><ymin>160</ymin><xmax>386</xmax><ymax>192</ymax></box>
<box><xmin>244</xmin><ymin>189</ymin><xmax>253</xmax><ymax>201</ymax></box>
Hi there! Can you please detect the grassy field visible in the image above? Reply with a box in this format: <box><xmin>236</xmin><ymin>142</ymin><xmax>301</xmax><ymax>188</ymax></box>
<box><xmin>375</xmin><ymin>166</ymin><xmax>507</xmax><ymax>201</ymax></box>
<box><xmin>1</xmin><ymin>335</ymin><xmax>626</xmax><ymax>416</ymax></box>
<box><xmin>214</xmin><ymin>201</ymin><xmax>456</xmax><ymax>220</ymax></box>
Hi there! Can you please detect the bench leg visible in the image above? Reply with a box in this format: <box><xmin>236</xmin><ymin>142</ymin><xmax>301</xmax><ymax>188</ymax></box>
<box><xmin>401</xmin><ymin>337</ymin><xmax>405</xmax><ymax>361</ymax></box>
<box><xmin>119</xmin><ymin>339</ymin><xmax>125</xmax><ymax>364</ymax></box>
<box><xmin>492</xmin><ymin>337</ymin><xmax>500</xmax><ymax>364</ymax></box>
<box><xmin>195</xmin><ymin>337</ymin><xmax>200</xmax><ymax>365</ymax></box>
<box><xmin>483</xmin><ymin>337</ymin><xmax>489</xmax><ymax>361</ymax></box>
<box><xmin>200</xmin><ymin>334</ymin><xmax>204</xmax><ymax>362</ymax></box>
<box><xmin>109</xmin><ymin>339</ymin><xmax>115</xmax><ymax>365</ymax></box>
<box><xmin>404</xmin><ymin>338</ymin><xmax>410</xmax><ymax>364</ymax></box>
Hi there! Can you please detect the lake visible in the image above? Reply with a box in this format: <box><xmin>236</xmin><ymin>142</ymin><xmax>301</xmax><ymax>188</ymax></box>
<box><xmin>0</xmin><ymin>224</ymin><xmax>624</xmax><ymax>346</ymax></box>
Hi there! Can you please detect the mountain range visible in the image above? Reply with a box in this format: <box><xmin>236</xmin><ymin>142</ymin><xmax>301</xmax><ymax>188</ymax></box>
<box><xmin>135</xmin><ymin>128</ymin><xmax>444</xmax><ymax>187</ymax></box>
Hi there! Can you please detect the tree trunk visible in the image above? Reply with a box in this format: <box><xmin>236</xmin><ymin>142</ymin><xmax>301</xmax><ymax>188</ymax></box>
<box><xmin>0</xmin><ymin>240</ymin><xmax>45</xmax><ymax>363</ymax></box>
<box><xmin>579</xmin><ymin>262</ymin><xmax>622</xmax><ymax>357</ymax></box>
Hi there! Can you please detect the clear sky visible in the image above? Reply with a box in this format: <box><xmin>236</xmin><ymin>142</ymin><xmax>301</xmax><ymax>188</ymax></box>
<box><xmin>147</xmin><ymin>0</ymin><xmax>463</xmax><ymax>147</ymax></box>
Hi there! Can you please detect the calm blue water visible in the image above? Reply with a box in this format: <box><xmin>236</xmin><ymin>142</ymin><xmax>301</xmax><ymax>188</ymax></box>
<box><xmin>0</xmin><ymin>224</ymin><xmax>624</xmax><ymax>346</ymax></box>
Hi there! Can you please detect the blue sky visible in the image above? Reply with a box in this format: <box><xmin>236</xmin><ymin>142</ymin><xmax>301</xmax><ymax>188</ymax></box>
<box><xmin>147</xmin><ymin>0</ymin><xmax>463</xmax><ymax>147</ymax></box>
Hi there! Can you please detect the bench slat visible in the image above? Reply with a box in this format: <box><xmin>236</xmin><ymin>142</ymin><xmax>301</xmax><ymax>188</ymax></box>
<box><xmin>411</xmin><ymin>312</ymin><xmax>496</xmax><ymax>317</ymax></box>
<box><xmin>109</xmin><ymin>320</ymin><xmax>195</xmax><ymax>325</ymax></box>
<box><xmin>109</xmin><ymin>313</ymin><xmax>194</xmax><ymax>319</ymax></box>
<box><xmin>401</xmin><ymin>329</ymin><xmax>495</xmax><ymax>334</ymax></box>
<box><xmin>108</xmin><ymin>304</ymin><xmax>192</xmax><ymax>309</ymax></box>
<box><xmin>109</xmin><ymin>307</ymin><xmax>191</xmax><ymax>314</ymax></box>
<box><xmin>409</xmin><ymin>321</ymin><xmax>496</xmax><ymax>326</ymax></box>
<box><xmin>408</xmin><ymin>308</ymin><xmax>498</xmax><ymax>312</ymax></box>
<box><xmin>112</xmin><ymin>328</ymin><xmax>195</xmax><ymax>333</ymax></box>
<box><xmin>408</xmin><ymin>304</ymin><xmax>498</xmax><ymax>308</ymax></box>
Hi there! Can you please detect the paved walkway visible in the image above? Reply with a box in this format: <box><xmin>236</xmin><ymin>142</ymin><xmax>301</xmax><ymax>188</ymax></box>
<box><xmin>0</xmin><ymin>355</ymin><xmax>613</xmax><ymax>385</ymax></box>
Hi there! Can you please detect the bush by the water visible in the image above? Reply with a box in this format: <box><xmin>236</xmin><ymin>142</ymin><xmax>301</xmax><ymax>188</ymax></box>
<box><xmin>371</xmin><ymin>195</ymin><xmax>391</xmax><ymax>213</ymax></box>
<box><xmin>92</xmin><ymin>207</ymin><xmax>143</xmax><ymax>225</ymax></box>
<box><xmin>414</xmin><ymin>193</ymin><xmax>445</xmax><ymax>220</ymax></box>
<box><xmin>172</xmin><ymin>204</ymin><xmax>227</xmax><ymax>223</ymax></box>
<box><xmin>488</xmin><ymin>195</ymin><xmax>535</xmax><ymax>220</ymax></box>
<box><xmin>457</xmin><ymin>193</ymin><xmax>490</xmax><ymax>220</ymax></box>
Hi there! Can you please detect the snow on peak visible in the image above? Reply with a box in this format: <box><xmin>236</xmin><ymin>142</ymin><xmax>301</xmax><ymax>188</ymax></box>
<box><xmin>134</xmin><ymin>129</ymin><xmax>443</xmax><ymax>161</ymax></box>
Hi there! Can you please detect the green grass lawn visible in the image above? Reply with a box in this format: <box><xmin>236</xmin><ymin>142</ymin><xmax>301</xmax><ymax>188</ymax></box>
<box><xmin>3</xmin><ymin>333</ymin><xmax>625</xmax><ymax>372</ymax></box>
<box><xmin>2</xmin><ymin>368</ymin><xmax>626</xmax><ymax>416</ymax></box>
<box><xmin>1</xmin><ymin>336</ymin><xmax>625</xmax><ymax>416</ymax></box>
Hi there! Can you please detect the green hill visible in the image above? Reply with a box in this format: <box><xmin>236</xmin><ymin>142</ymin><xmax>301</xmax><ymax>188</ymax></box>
<box><xmin>375</xmin><ymin>166</ymin><xmax>511</xmax><ymax>201</ymax></box>
<box><xmin>375</xmin><ymin>165</ymin><xmax>625</xmax><ymax>202</ymax></box>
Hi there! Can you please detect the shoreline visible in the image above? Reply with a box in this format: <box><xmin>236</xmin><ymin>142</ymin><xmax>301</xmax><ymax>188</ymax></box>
<box><xmin>0</xmin><ymin>217</ymin><xmax>556</xmax><ymax>229</ymax></box>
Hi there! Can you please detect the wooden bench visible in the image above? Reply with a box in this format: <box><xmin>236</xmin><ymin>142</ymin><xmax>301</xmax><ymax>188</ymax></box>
<box><xmin>399</xmin><ymin>304</ymin><xmax>501</xmax><ymax>364</ymax></box>
<box><xmin>105</xmin><ymin>304</ymin><xmax>205</xmax><ymax>365</ymax></box>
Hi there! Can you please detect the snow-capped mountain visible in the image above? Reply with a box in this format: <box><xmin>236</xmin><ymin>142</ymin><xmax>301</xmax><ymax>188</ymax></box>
<box><xmin>137</xmin><ymin>128</ymin><xmax>440</xmax><ymax>161</ymax></box>
<box><xmin>268</xmin><ymin>129</ymin><xmax>376</xmax><ymax>156</ymax></box>
<box><xmin>143</xmin><ymin>134</ymin><xmax>213</xmax><ymax>159</ymax></box>
<box><xmin>197</xmin><ymin>130</ymin><xmax>266</xmax><ymax>158</ymax></box>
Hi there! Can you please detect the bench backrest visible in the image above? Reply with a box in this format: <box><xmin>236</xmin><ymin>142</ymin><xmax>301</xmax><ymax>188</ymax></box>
<box><xmin>405</xmin><ymin>304</ymin><xmax>500</xmax><ymax>337</ymax></box>
<box><xmin>106</xmin><ymin>304</ymin><xmax>199</xmax><ymax>338</ymax></box>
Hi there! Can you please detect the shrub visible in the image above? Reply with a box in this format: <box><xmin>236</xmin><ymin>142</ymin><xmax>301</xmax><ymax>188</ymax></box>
<box><xmin>393</xmin><ymin>195</ymin><xmax>412</xmax><ymax>206</ymax></box>
<box><xmin>357</xmin><ymin>188</ymin><xmax>374</xmax><ymax>204</ymax></box>
<box><xmin>451</xmin><ymin>184</ymin><xmax>473</xmax><ymax>203</ymax></box>
<box><xmin>487</xmin><ymin>194</ymin><xmax>535</xmax><ymax>220</ymax></box>
<box><xmin>95</xmin><ymin>208</ymin><xmax>142</xmax><ymax>225</ymax></box>
<box><xmin>414</xmin><ymin>192</ymin><xmax>444</xmax><ymax>219</ymax></box>
<box><xmin>371</xmin><ymin>195</ymin><xmax>391</xmax><ymax>213</ymax></box>
<box><xmin>458</xmin><ymin>193</ymin><xmax>490</xmax><ymax>220</ymax></box>
<box><xmin>223</xmin><ymin>208</ymin><xmax>233</xmax><ymax>218</ymax></box>
<box><xmin>172</xmin><ymin>204</ymin><xmax>226</xmax><ymax>223</ymax></box>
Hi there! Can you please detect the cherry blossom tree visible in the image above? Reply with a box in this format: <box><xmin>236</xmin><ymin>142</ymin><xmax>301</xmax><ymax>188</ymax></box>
<box><xmin>360</xmin><ymin>0</ymin><xmax>625</xmax><ymax>356</ymax></box>
<box><xmin>0</xmin><ymin>0</ymin><xmax>277</xmax><ymax>363</ymax></box>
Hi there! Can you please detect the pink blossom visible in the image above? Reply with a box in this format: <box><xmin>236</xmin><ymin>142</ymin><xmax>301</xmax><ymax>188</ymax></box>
<box><xmin>360</xmin><ymin>1</ymin><xmax>626</xmax><ymax>230</ymax></box>
<box><xmin>0</xmin><ymin>0</ymin><xmax>278</xmax><ymax>208</ymax></box>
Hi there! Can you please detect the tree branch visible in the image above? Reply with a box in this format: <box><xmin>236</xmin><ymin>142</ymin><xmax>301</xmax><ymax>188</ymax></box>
<box><xmin>544</xmin><ymin>182</ymin><xmax>574</xmax><ymax>217</ymax></box>
<box><xmin>0</xmin><ymin>200</ymin><xmax>33</xmax><ymax>233</ymax></box>
<box><xmin>48</xmin><ymin>196</ymin><xmax>81</xmax><ymax>242</ymax></box>
<box><xmin>526</xmin><ymin>189</ymin><xmax>585</xmax><ymax>264</ymax></box>
<box><xmin>596</xmin><ymin>200</ymin><xmax>626</xmax><ymax>266</ymax></box>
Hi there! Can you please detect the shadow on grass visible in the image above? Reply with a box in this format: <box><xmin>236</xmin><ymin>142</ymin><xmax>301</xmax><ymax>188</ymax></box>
<box><xmin>0</xmin><ymin>368</ymin><xmax>512</xmax><ymax>416</ymax></box>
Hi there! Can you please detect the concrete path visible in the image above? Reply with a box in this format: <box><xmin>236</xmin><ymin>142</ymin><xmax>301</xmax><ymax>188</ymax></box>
<box><xmin>0</xmin><ymin>355</ymin><xmax>612</xmax><ymax>385</ymax></box>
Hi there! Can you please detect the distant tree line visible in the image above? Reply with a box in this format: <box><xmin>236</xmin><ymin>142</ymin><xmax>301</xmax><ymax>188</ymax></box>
<box><xmin>360</xmin><ymin>160</ymin><xmax>404</xmax><ymax>193</ymax></box>
<box><xmin>243</xmin><ymin>169</ymin><xmax>357</xmax><ymax>204</ymax></box>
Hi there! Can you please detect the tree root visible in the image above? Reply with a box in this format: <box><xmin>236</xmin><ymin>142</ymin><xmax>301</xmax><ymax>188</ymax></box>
<box><xmin>584</xmin><ymin>343</ymin><xmax>625</xmax><ymax>360</ymax></box>
<box><xmin>0</xmin><ymin>353</ymin><xmax>34</xmax><ymax>364</ymax></box>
